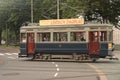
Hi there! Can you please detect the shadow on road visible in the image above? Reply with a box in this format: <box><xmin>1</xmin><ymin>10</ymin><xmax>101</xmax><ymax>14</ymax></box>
<box><xmin>19</xmin><ymin>58</ymin><xmax>119</xmax><ymax>64</ymax></box>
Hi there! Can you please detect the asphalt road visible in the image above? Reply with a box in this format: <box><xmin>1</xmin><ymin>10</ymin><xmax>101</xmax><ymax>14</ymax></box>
<box><xmin>0</xmin><ymin>46</ymin><xmax>120</xmax><ymax>80</ymax></box>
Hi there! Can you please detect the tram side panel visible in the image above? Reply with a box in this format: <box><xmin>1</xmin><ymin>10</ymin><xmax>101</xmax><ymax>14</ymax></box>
<box><xmin>99</xmin><ymin>43</ymin><xmax>113</xmax><ymax>58</ymax></box>
<box><xmin>35</xmin><ymin>43</ymin><xmax>88</xmax><ymax>54</ymax></box>
<box><xmin>19</xmin><ymin>42</ymin><xmax>113</xmax><ymax>58</ymax></box>
<box><xmin>19</xmin><ymin>43</ymin><xmax>88</xmax><ymax>57</ymax></box>
<box><xmin>19</xmin><ymin>43</ymin><xmax>28</xmax><ymax>57</ymax></box>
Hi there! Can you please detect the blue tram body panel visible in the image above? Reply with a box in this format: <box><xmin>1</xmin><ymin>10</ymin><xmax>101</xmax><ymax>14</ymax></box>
<box><xmin>35</xmin><ymin>43</ymin><xmax>88</xmax><ymax>54</ymax></box>
<box><xmin>19</xmin><ymin>43</ymin><xmax>27</xmax><ymax>56</ymax></box>
<box><xmin>99</xmin><ymin>43</ymin><xmax>112</xmax><ymax>57</ymax></box>
<box><xmin>19</xmin><ymin>42</ymin><xmax>112</xmax><ymax>58</ymax></box>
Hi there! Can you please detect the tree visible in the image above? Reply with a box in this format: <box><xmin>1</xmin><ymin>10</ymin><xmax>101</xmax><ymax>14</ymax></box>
<box><xmin>0</xmin><ymin>0</ymin><xmax>120</xmax><ymax>45</ymax></box>
<box><xmin>0</xmin><ymin>0</ymin><xmax>12</xmax><ymax>44</ymax></box>
<box><xmin>8</xmin><ymin>0</ymin><xmax>31</xmax><ymax>42</ymax></box>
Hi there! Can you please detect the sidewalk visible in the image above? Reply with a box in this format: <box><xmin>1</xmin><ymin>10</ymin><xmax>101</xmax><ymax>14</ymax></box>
<box><xmin>0</xmin><ymin>46</ymin><xmax>19</xmax><ymax>53</ymax></box>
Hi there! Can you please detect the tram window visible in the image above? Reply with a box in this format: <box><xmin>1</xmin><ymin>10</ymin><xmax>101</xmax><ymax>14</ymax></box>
<box><xmin>53</xmin><ymin>32</ymin><xmax>67</xmax><ymax>41</ymax></box>
<box><xmin>91</xmin><ymin>32</ymin><xmax>99</xmax><ymax>42</ymax></box>
<box><xmin>108</xmin><ymin>31</ymin><xmax>112</xmax><ymax>41</ymax></box>
<box><xmin>100</xmin><ymin>31</ymin><xmax>107</xmax><ymax>41</ymax></box>
<box><xmin>70</xmin><ymin>32</ymin><xmax>86</xmax><ymax>41</ymax></box>
<box><xmin>37</xmin><ymin>33</ymin><xmax>42</xmax><ymax>42</ymax></box>
<box><xmin>37</xmin><ymin>33</ymin><xmax>50</xmax><ymax>42</ymax></box>
<box><xmin>21</xmin><ymin>33</ymin><xmax>26</xmax><ymax>42</ymax></box>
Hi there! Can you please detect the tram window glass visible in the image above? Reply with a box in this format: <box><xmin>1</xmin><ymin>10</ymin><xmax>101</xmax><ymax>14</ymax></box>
<box><xmin>70</xmin><ymin>32</ymin><xmax>86</xmax><ymax>41</ymax></box>
<box><xmin>37</xmin><ymin>33</ymin><xmax>42</xmax><ymax>42</ymax></box>
<box><xmin>37</xmin><ymin>32</ymin><xmax>50</xmax><ymax>42</ymax></box>
<box><xmin>53</xmin><ymin>32</ymin><xmax>67</xmax><ymax>41</ymax></box>
<box><xmin>91</xmin><ymin>32</ymin><xmax>99</xmax><ymax>42</ymax></box>
<box><xmin>21</xmin><ymin>33</ymin><xmax>26</xmax><ymax>42</ymax></box>
<box><xmin>100</xmin><ymin>31</ymin><xmax>107</xmax><ymax>41</ymax></box>
<box><xmin>108</xmin><ymin>31</ymin><xmax>112</xmax><ymax>41</ymax></box>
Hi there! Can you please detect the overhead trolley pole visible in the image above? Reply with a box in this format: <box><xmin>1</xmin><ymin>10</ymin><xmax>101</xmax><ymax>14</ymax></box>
<box><xmin>31</xmin><ymin>0</ymin><xmax>34</xmax><ymax>23</ymax></box>
<box><xmin>57</xmin><ymin>0</ymin><xmax>60</xmax><ymax>19</ymax></box>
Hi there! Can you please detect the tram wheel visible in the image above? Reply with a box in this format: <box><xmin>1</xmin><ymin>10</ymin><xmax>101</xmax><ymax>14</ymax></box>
<box><xmin>31</xmin><ymin>54</ymin><xmax>36</xmax><ymax>61</ymax></box>
<box><xmin>91</xmin><ymin>58</ymin><xmax>98</xmax><ymax>62</ymax></box>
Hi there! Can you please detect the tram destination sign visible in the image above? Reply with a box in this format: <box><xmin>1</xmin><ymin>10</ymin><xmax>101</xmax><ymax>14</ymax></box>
<box><xmin>39</xmin><ymin>18</ymin><xmax>84</xmax><ymax>26</ymax></box>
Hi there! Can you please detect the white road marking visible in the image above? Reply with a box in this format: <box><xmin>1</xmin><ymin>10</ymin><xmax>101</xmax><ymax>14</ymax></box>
<box><xmin>5</xmin><ymin>53</ymin><xmax>12</xmax><ymax>55</ymax></box>
<box><xmin>52</xmin><ymin>62</ymin><xmax>59</xmax><ymax>77</ymax></box>
<box><xmin>0</xmin><ymin>53</ymin><xmax>18</xmax><ymax>56</ymax></box>
<box><xmin>54</xmin><ymin>73</ymin><xmax>58</xmax><ymax>77</ymax></box>
<box><xmin>7</xmin><ymin>57</ymin><xmax>16</xmax><ymax>59</ymax></box>
<box><xmin>12</xmin><ymin>53</ymin><xmax>18</xmax><ymax>55</ymax></box>
<box><xmin>55</xmin><ymin>64</ymin><xmax>58</xmax><ymax>67</ymax></box>
<box><xmin>57</xmin><ymin>68</ymin><xmax>60</xmax><ymax>71</ymax></box>
<box><xmin>0</xmin><ymin>53</ymin><xmax>17</xmax><ymax>60</ymax></box>
<box><xmin>0</xmin><ymin>53</ymin><xmax>4</xmax><ymax>56</ymax></box>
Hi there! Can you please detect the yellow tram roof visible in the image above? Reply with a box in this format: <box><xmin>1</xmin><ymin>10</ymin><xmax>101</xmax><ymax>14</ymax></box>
<box><xmin>21</xmin><ymin>23</ymin><xmax>113</xmax><ymax>29</ymax></box>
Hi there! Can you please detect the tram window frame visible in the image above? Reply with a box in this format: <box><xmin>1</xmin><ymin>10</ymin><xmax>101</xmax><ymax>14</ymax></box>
<box><xmin>99</xmin><ymin>31</ymin><xmax>107</xmax><ymax>42</ymax></box>
<box><xmin>21</xmin><ymin>33</ymin><xmax>26</xmax><ymax>43</ymax></box>
<box><xmin>53</xmin><ymin>32</ymin><xmax>68</xmax><ymax>42</ymax></box>
<box><xmin>70</xmin><ymin>31</ymin><xmax>86</xmax><ymax>42</ymax></box>
<box><xmin>108</xmin><ymin>31</ymin><xmax>113</xmax><ymax>41</ymax></box>
<box><xmin>37</xmin><ymin>32</ymin><xmax>51</xmax><ymax>42</ymax></box>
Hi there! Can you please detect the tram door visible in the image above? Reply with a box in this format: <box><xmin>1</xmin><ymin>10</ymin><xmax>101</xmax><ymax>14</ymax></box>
<box><xmin>89</xmin><ymin>31</ymin><xmax>99</xmax><ymax>55</ymax></box>
<box><xmin>27</xmin><ymin>33</ymin><xmax>35</xmax><ymax>54</ymax></box>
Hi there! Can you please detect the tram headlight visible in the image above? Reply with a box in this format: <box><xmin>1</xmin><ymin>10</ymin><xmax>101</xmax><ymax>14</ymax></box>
<box><xmin>108</xmin><ymin>43</ymin><xmax>112</xmax><ymax>49</ymax></box>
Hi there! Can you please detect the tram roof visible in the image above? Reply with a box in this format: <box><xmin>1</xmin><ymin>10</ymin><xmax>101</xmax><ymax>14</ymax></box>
<box><xmin>20</xmin><ymin>23</ymin><xmax>113</xmax><ymax>29</ymax></box>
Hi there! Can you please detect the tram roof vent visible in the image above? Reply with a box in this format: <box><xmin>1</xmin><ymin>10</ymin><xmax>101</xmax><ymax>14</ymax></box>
<box><xmin>22</xmin><ymin>22</ymin><xmax>39</xmax><ymax>26</ymax></box>
<box><xmin>28</xmin><ymin>23</ymin><xmax>39</xmax><ymax>26</ymax></box>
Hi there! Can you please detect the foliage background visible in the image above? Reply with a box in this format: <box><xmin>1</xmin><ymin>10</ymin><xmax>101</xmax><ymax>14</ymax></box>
<box><xmin>0</xmin><ymin>0</ymin><xmax>120</xmax><ymax>44</ymax></box>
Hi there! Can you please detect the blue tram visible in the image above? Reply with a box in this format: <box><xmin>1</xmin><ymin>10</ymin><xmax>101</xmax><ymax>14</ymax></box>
<box><xmin>19</xmin><ymin>19</ymin><xmax>114</xmax><ymax>61</ymax></box>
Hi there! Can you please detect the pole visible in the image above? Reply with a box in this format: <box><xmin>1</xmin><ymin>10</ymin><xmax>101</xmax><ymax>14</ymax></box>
<box><xmin>57</xmin><ymin>0</ymin><xmax>59</xmax><ymax>19</ymax></box>
<box><xmin>6</xmin><ymin>23</ymin><xmax>8</xmax><ymax>46</ymax></box>
<box><xmin>31</xmin><ymin>0</ymin><xmax>33</xmax><ymax>23</ymax></box>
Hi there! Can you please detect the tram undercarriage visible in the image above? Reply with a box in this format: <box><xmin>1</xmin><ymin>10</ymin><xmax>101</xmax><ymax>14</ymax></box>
<box><xmin>26</xmin><ymin>53</ymin><xmax>118</xmax><ymax>62</ymax></box>
<box><xmin>33</xmin><ymin>54</ymin><xmax>90</xmax><ymax>60</ymax></box>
